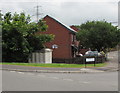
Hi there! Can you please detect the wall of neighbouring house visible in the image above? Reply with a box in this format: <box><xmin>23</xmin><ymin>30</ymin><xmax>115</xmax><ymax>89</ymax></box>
<box><xmin>39</xmin><ymin>16</ymin><xmax>73</xmax><ymax>59</ymax></box>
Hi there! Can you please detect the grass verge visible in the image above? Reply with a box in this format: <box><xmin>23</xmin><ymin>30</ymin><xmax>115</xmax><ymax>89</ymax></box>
<box><xmin>0</xmin><ymin>62</ymin><xmax>106</xmax><ymax>68</ymax></box>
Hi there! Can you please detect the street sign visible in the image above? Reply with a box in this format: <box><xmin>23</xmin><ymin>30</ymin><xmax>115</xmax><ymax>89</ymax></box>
<box><xmin>85</xmin><ymin>57</ymin><xmax>96</xmax><ymax>68</ymax></box>
<box><xmin>86</xmin><ymin>58</ymin><xmax>95</xmax><ymax>62</ymax></box>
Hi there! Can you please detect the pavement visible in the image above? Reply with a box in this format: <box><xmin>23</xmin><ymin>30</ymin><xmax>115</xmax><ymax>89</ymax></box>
<box><xmin>1</xmin><ymin>51</ymin><xmax>119</xmax><ymax>73</ymax></box>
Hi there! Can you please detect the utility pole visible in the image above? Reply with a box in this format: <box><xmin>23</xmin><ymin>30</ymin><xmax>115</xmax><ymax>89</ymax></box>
<box><xmin>34</xmin><ymin>5</ymin><xmax>43</xmax><ymax>23</ymax></box>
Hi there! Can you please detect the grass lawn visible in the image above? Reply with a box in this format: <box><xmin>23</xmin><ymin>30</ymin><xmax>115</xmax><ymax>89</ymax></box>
<box><xmin>0</xmin><ymin>62</ymin><xmax>106</xmax><ymax>68</ymax></box>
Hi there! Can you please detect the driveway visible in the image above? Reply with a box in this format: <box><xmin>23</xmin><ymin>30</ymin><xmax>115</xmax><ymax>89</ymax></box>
<box><xmin>106</xmin><ymin>51</ymin><xmax>118</xmax><ymax>69</ymax></box>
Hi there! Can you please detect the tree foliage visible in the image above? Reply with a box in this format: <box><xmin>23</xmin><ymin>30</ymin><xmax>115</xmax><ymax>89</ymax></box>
<box><xmin>76</xmin><ymin>21</ymin><xmax>120</xmax><ymax>52</ymax></box>
<box><xmin>2</xmin><ymin>12</ymin><xmax>54</xmax><ymax>62</ymax></box>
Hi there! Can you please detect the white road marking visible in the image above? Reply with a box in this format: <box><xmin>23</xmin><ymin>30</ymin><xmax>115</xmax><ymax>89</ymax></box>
<box><xmin>48</xmin><ymin>77</ymin><xmax>59</xmax><ymax>79</ymax></box>
<box><xmin>79</xmin><ymin>81</ymin><xmax>90</xmax><ymax>84</ymax></box>
<box><xmin>10</xmin><ymin>71</ymin><xmax>16</xmax><ymax>73</ymax></box>
<box><xmin>63</xmin><ymin>79</ymin><xmax>73</xmax><ymax>81</ymax></box>
<box><xmin>17</xmin><ymin>72</ymin><xmax>24</xmax><ymax>74</ymax></box>
<box><xmin>82</xmin><ymin>81</ymin><xmax>90</xmax><ymax>84</ymax></box>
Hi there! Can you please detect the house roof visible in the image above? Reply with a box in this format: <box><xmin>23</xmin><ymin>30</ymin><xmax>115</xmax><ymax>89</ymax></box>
<box><xmin>70</xmin><ymin>25</ymin><xmax>79</xmax><ymax>32</ymax></box>
<box><xmin>44</xmin><ymin>15</ymin><xmax>77</xmax><ymax>34</ymax></box>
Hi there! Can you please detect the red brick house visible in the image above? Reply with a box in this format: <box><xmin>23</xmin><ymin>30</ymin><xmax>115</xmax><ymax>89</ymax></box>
<box><xmin>39</xmin><ymin>15</ymin><xmax>79</xmax><ymax>62</ymax></box>
<box><xmin>70</xmin><ymin>25</ymin><xmax>79</xmax><ymax>32</ymax></box>
<box><xmin>70</xmin><ymin>25</ymin><xmax>88</xmax><ymax>55</ymax></box>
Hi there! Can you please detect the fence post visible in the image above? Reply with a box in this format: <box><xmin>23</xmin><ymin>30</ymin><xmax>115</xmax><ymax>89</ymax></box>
<box><xmin>94</xmin><ymin>56</ymin><xmax>96</xmax><ymax>67</ymax></box>
<box><xmin>84</xmin><ymin>56</ymin><xmax>86</xmax><ymax>68</ymax></box>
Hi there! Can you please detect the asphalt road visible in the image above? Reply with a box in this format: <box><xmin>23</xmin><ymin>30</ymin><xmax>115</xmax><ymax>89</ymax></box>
<box><xmin>2</xmin><ymin>70</ymin><xmax>118</xmax><ymax>91</ymax></box>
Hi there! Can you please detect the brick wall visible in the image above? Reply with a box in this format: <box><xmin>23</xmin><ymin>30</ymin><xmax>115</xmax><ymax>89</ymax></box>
<box><xmin>39</xmin><ymin>15</ymin><xmax>73</xmax><ymax>59</ymax></box>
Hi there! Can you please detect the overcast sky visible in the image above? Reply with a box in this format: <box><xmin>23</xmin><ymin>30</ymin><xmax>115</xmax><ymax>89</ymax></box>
<box><xmin>0</xmin><ymin>0</ymin><xmax>119</xmax><ymax>26</ymax></box>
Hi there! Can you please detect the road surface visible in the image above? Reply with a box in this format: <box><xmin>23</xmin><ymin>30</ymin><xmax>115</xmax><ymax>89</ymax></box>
<box><xmin>2</xmin><ymin>70</ymin><xmax>118</xmax><ymax>91</ymax></box>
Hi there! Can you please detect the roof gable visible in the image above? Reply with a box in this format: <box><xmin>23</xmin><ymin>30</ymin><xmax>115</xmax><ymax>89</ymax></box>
<box><xmin>44</xmin><ymin>15</ymin><xmax>77</xmax><ymax>34</ymax></box>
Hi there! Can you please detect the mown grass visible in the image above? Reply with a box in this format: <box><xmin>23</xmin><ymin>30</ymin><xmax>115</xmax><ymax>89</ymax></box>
<box><xmin>0</xmin><ymin>62</ymin><xmax>106</xmax><ymax>68</ymax></box>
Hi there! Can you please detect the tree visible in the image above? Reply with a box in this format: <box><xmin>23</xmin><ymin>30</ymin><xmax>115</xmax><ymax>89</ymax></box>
<box><xmin>76</xmin><ymin>21</ymin><xmax>120</xmax><ymax>52</ymax></box>
<box><xmin>2</xmin><ymin>12</ymin><xmax>54</xmax><ymax>62</ymax></box>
